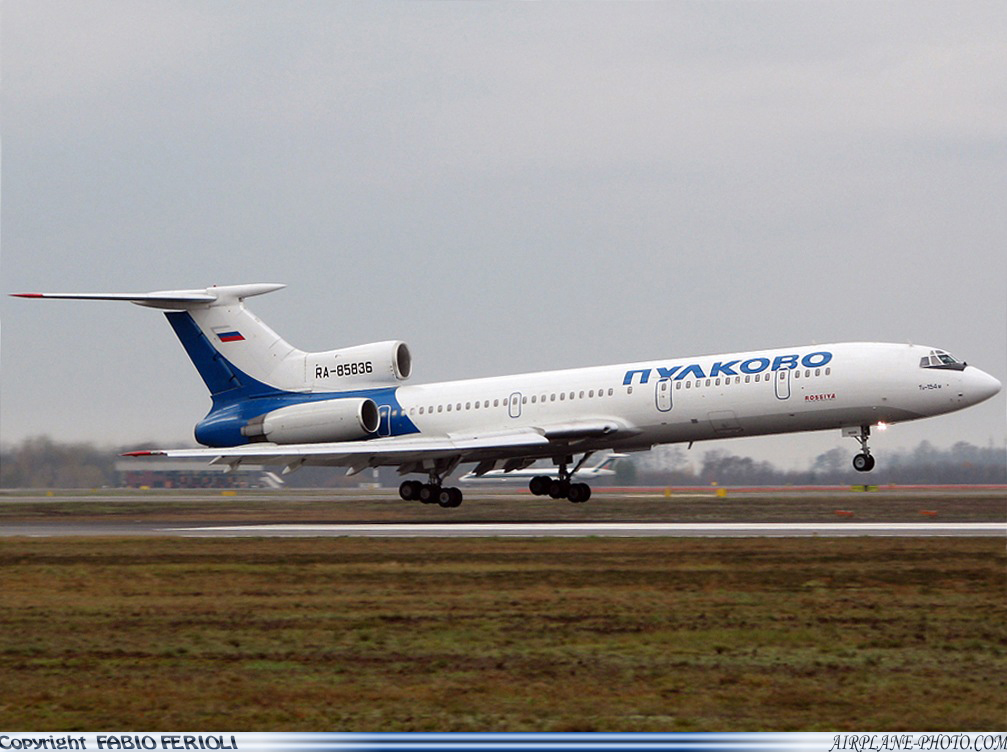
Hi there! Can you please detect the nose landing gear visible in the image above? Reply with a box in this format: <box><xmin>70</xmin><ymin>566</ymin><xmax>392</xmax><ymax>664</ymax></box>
<box><xmin>849</xmin><ymin>425</ymin><xmax>876</xmax><ymax>472</ymax></box>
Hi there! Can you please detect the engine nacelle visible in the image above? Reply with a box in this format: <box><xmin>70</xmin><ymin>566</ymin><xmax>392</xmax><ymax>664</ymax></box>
<box><xmin>307</xmin><ymin>340</ymin><xmax>412</xmax><ymax>390</ymax></box>
<box><xmin>242</xmin><ymin>398</ymin><xmax>380</xmax><ymax>444</ymax></box>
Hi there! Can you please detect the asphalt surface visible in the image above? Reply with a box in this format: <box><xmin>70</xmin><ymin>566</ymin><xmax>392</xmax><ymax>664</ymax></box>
<box><xmin>2</xmin><ymin>488</ymin><xmax>1004</xmax><ymax>538</ymax></box>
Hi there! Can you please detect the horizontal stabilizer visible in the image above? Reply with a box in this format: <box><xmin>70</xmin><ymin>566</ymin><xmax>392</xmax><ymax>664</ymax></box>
<box><xmin>11</xmin><ymin>283</ymin><xmax>285</xmax><ymax>310</ymax></box>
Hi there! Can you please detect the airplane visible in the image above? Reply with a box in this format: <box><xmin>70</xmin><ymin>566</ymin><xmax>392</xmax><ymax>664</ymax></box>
<box><xmin>13</xmin><ymin>283</ymin><xmax>1002</xmax><ymax>508</ymax></box>
<box><xmin>458</xmin><ymin>453</ymin><xmax>629</xmax><ymax>492</ymax></box>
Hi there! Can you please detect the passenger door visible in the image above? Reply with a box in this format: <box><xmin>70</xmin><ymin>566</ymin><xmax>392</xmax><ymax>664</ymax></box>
<box><xmin>509</xmin><ymin>392</ymin><xmax>523</xmax><ymax>419</ymax></box>
<box><xmin>655</xmin><ymin>378</ymin><xmax>673</xmax><ymax>412</ymax></box>
<box><xmin>775</xmin><ymin>368</ymin><xmax>791</xmax><ymax>400</ymax></box>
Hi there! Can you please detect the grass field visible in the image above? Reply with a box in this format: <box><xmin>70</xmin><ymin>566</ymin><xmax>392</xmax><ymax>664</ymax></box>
<box><xmin>2</xmin><ymin>536</ymin><xmax>1004</xmax><ymax>730</ymax></box>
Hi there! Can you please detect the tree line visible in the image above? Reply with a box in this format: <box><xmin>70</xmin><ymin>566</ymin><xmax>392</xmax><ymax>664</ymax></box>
<box><xmin>624</xmin><ymin>441</ymin><xmax>1006</xmax><ymax>486</ymax></box>
<box><xmin>1</xmin><ymin>436</ymin><xmax>121</xmax><ymax>489</ymax></box>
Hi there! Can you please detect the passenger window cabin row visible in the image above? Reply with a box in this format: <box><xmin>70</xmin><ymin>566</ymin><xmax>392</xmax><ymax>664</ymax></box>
<box><xmin>404</xmin><ymin>387</ymin><xmax>618</xmax><ymax>417</ymax></box>
<box><xmin>393</xmin><ymin>368</ymin><xmax>832</xmax><ymax>418</ymax></box>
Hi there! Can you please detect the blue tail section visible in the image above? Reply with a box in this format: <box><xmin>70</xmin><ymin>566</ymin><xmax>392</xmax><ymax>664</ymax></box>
<box><xmin>164</xmin><ymin>311</ymin><xmax>278</xmax><ymax>402</ymax></box>
<box><xmin>165</xmin><ymin>310</ymin><xmax>420</xmax><ymax>448</ymax></box>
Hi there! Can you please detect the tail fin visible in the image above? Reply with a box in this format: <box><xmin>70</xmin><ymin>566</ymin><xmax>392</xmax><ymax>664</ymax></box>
<box><xmin>12</xmin><ymin>283</ymin><xmax>307</xmax><ymax>401</ymax></box>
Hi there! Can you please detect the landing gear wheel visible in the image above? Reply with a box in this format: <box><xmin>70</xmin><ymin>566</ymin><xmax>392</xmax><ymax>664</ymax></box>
<box><xmin>437</xmin><ymin>487</ymin><xmax>463</xmax><ymax>508</ymax></box>
<box><xmin>852</xmin><ymin>453</ymin><xmax>875</xmax><ymax>472</ymax></box>
<box><xmin>567</xmin><ymin>483</ymin><xmax>592</xmax><ymax>503</ymax></box>
<box><xmin>418</xmin><ymin>483</ymin><xmax>440</xmax><ymax>504</ymax></box>
<box><xmin>399</xmin><ymin>480</ymin><xmax>422</xmax><ymax>501</ymax></box>
<box><xmin>529</xmin><ymin>476</ymin><xmax>550</xmax><ymax>496</ymax></box>
<box><xmin>548</xmin><ymin>479</ymin><xmax>571</xmax><ymax>499</ymax></box>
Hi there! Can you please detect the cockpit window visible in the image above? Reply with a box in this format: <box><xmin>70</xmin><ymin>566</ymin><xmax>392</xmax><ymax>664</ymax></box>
<box><xmin>919</xmin><ymin>350</ymin><xmax>967</xmax><ymax>371</ymax></box>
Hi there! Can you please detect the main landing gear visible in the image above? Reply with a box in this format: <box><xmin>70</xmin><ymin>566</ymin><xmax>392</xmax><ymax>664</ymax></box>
<box><xmin>850</xmin><ymin>424</ymin><xmax>876</xmax><ymax>472</ymax></box>
<box><xmin>398</xmin><ymin>476</ymin><xmax>463</xmax><ymax>508</ymax></box>
<box><xmin>528</xmin><ymin>454</ymin><xmax>593</xmax><ymax>503</ymax></box>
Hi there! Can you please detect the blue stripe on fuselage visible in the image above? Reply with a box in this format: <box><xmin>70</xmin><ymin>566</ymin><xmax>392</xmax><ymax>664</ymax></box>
<box><xmin>165</xmin><ymin>311</ymin><xmax>419</xmax><ymax>447</ymax></box>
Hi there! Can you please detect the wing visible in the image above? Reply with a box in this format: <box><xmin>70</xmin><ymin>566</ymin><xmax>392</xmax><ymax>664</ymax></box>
<box><xmin>126</xmin><ymin>428</ymin><xmax>552</xmax><ymax>476</ymax></box>
<box><xmin>125</xmin><ymin>420</ymin><xmax>636</xmax><ymax>477</ymax></box>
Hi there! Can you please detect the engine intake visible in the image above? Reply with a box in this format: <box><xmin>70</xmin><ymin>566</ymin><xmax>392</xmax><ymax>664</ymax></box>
<box><xmin>242</xmin><ymin>398</ymin><xmax>379</xmax><ymax>444</ymax></box>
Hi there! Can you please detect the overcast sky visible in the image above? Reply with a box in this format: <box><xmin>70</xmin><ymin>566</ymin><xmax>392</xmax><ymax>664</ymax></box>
<box><xmin>3</xmin><ymin>2</ymin><xmax>1005</xmax><ymax>469</ymax></box>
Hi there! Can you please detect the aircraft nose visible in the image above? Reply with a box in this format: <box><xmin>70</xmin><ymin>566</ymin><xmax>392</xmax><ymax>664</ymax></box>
<box><xmin>965</xmin><ymin>367</ymin><xmax>1002</xmax><ymax>404</ymax></box>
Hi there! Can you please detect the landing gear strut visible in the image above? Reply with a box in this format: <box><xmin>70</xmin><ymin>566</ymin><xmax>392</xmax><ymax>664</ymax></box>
<box><xmin>399</xmin><ymin>472</ymin><xmax>463</xmax><ymax>508</ymax></box>
<box><xmin>850</xmin><ymin>425</ymin><xmax>876</xmax><ymax>472</ymax></box>
<box><xmin>528</xmin><ymin>453</ymin><xmax>593</xmax><ymax>503</ymax></box>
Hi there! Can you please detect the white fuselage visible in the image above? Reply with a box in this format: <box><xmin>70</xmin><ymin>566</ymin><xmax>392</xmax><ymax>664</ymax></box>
<box><xmin>374</xmin><ymin>342</ymin><xmax>998</xmax><ymax>456</ymax></box>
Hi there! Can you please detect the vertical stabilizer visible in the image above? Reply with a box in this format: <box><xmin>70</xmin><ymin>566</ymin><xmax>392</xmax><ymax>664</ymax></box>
<box><xmin>180</xmin><ymin>296</ymin><xmax>307</xmax><ymax>397</ymax></box>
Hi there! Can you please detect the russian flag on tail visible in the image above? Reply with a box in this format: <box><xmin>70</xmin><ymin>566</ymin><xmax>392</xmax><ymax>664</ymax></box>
<box><xmin>216</xmin><ymin>330</ymin><xmax>245</xmax><ymax>342</ymax></box>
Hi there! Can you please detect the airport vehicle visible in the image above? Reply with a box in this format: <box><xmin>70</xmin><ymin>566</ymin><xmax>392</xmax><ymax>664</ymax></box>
<box><xmin>458</xmin><ymin>453</ymin><xmax>628</xmax><ymax>492</ymax></box>
<box><xmin>14</xmin><ymin>283</ymin><xmax>1001</xmax><ymax>507</ymax></box>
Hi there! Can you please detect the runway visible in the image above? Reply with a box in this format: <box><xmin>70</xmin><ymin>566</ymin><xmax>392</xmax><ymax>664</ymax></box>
<box><xmin>168</xmin><ymin>521</ymin><xmax>1007</xmax><ymax>537</ymax></box>
<box><xmin>4</xmin><ymin>520</ymin><xmax>1003</xmax><ymax>538</ymax></box>
<box><xmin>4</xmin><ymin>488</ymin><xmax>1004</xmax><ymax>538</ymax></box>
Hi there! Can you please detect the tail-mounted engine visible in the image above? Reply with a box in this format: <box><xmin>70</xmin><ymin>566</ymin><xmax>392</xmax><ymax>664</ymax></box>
<box><xmin>242</xmin><ymin>398</ymin><xmax>380</xmax><ymax>444</ymax></box>
<box><xmin>308</xmin><ymin>340</ymin><xmax>411</xmax><ymax>390</ymax></box>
